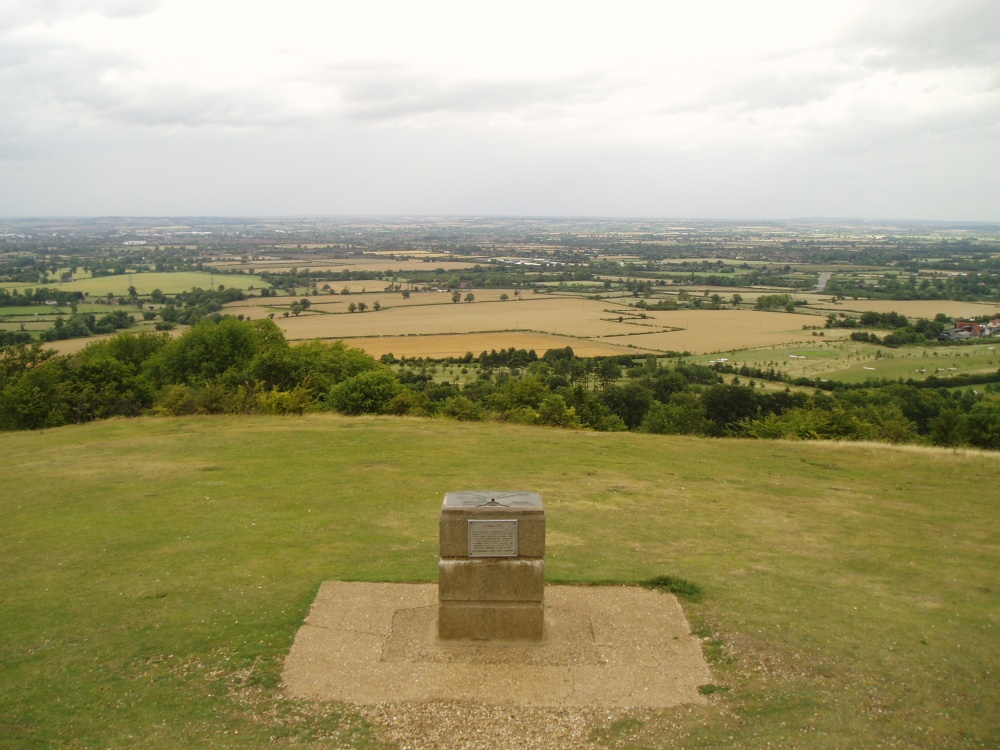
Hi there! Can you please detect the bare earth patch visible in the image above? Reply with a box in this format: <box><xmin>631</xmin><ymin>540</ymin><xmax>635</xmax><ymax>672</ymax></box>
<box><xmin>283</xmin><ymin>581</ymin><xmax>710</xmax><ymax>749</ymax></box>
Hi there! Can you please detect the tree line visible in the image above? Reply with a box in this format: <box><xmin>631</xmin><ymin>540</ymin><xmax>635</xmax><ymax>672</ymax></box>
<box><xmin>1</xmin><ymin>319</ymin><xmax>998</xmax><ymax>448</ymax></box>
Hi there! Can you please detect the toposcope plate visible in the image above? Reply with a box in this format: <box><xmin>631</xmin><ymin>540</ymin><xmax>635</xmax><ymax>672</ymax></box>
<box><xmin>443</xmin><ymin>491</ymin><xmax>542</xmax><ymax>509</ymax></box>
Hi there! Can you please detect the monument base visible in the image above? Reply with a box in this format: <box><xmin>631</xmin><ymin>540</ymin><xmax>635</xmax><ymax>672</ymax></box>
<box><xmin>437</xmin><ymin>491</ymin><xmax>547</xmax><ymax>642</ymax></box>
<box><xmin>438</xmin><ymin>601</ymin><xmax>545</xmax><ymax>641</ymax></box>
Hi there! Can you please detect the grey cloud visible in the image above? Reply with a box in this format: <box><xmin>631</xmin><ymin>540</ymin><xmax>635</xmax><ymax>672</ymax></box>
<box><xmin>102</xmin><ymin>85</ymin><xmax>310</xmax><ymax>128</ymax></box>
<box><xmin>659</xmin><ymin>0</ymin><xmax>998</xmax><ymax>119</ymax></box>
<box><xmin>842</xmin><ymin>0</ymin><xmax>1000</xmax><ymax>73</ymax></box>
<box><xmin>0</xmin><ymin>0</ymin><xmax>159</xmax><ymax>31</ymax></box>
<box><xmin>318</xmin><ymin>66</ymin><xmax>618</xmax><ymax>122</ymax></box>
<box><xmin>661</xmin><ymin>67</ymin><xmax>858</xmax><ymax>116</ymax></box>
<box><xmin>0</xmin><ymin>36</ymin><xmax>308</xmax><ymax>144</ymax></box>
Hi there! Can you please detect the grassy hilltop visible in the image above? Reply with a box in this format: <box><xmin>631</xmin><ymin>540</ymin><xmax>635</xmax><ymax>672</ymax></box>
<box><xmin>2</xmin><ymin>415</ymin><xmax>997</xmax><ymax>749</ymax></box>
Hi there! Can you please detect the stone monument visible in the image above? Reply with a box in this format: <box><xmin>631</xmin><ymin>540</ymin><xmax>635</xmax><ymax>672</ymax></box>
<box><xmin>438</xmin><ymin>490</ymin><xmax>545</xmax><ymax>641</ymax></box>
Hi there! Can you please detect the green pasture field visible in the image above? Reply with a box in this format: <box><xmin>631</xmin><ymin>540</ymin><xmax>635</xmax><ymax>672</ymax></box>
<box><xmin>0</xmin><ymin>306</ymin><xmax>71</xmax><ymax>316</ymax></box>
<box><xmin>1</xmin><ymin>416</ymin><xmax>996</xmax><ymax>749</ymax></box>
<box><xmin>0</xmin><ymin>303</ymin><xmax>142</xmax><ymax>317</ymax></box>
<box><xmin>4</xmin><ymin>272</ymin><xmax>270</xmax><ymax>297</ymax></box>
<box><xmin>658</xmin><ymin>269</ymin><xmax>755</xmax><ymax>277</ymax></box>
<box><xmin>0</xmin><ymin>304</ymin><xmax>147</xmax><ymax>336</ymax></box>
<box><xmin>821</xmin><ymin>343</ymin><xmax>999</xmax><ymax>384</ymax></box>
<box><xmin>683</xmin><ymin>339</ymin><xmax>1000</xmax><ymax>383</ymax></box>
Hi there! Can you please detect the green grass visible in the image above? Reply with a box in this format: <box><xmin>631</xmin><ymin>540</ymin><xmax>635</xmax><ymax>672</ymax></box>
<box><xmin>685</xmin><ymin>340</ymin><xmax>1000</xmax><ymax>384</ymax></box>
<box><xmin>7</xmin><ymin>272</ymin><xmax>270</xmax><ymax>297</ymax></box>
<box><xmin>2</xmin><ymin>416</ymin><xmax>998</xmax><ymax>748</ymax></box>
<box><xmin>822</xmin><ymin>344</ymin><xmax>999</xmax><ymax>383</ymax></box>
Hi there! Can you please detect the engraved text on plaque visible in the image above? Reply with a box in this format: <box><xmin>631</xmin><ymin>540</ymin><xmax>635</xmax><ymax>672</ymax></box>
<box><xmin>468</xmin><ymin>519</ymin><xmax>518</xmax><ymax>557</ymax></box>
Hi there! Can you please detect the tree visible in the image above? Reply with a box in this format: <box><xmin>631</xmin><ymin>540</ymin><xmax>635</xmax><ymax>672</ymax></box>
<box><xmin>730</xmin><ymin>294</ymin><xmax>743</xmax><ymax>307</ymax></box>
<box><xmin>962</xmin><ymin>399</ymin><xmax>1000</xmax><ymax>450</ymax></box>
<box><xmin>500</xmin><ymin>293</ymin><xmax>509</xmax><ymax>301</ymax></box>
<box><xmin>702</xmin><ymin>384</ymin><xmax>761</xmax><ymax>435</ymax></box>
<box><xmin>348</xmin><ymin>302</ymin><xmax>357</xmax><ymax>313</ymax></box>
<box><xmin>357</xmin><ymin>301</ymin><xmax>368</xmax><ymax>313</ymax></box>
<box><xmin>326</xmin><ymin>369</ymin><xmax>402</xmax><ymax>415</ymax></box>
<box><xmin>372</xmin><ymin>301</ymin><xmax>381</xmax><ymax>311</ymax></box>
<box><xmin>401</xmin><ymin>290</ymin><xmax>411</xmax><ymax>299</ymax></box>
<box><xmin>452</xmin><ymin>291</ymin><xmax>461</xmax><ymax>303</ymax></box>
<box><xmin>464</xmin><ymin>293</ymin><xmax>475</xmax><ymax>303</ymax></box>
<box><xmin>594</xmin><ymin>359</ymin><xmax>622</xmax><ymax>389</ymax></box>
<box><xmin>601</xmin><ymin>382</ymin><xmax>653</xmax><ymax>429</ymax></box>
<box><xmin>537</xmin><ymin>395</ymin><xmax>580</xmax><ymax>428</ymax></box>
<box><xmin>641</xmin><ymin>393</ymin><xmax>711</xmax><ymax>435</ymax></box>
<box><xmin>143</xmin><ymin>317</ymin><xmax>284</xmax><ymax>388</ymax></box>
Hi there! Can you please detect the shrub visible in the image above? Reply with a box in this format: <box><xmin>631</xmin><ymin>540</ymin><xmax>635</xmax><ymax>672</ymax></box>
<box><xmin>326</xmin><ymin>369</ymin><xmax>402</xmax><ymax>415</ymax></box>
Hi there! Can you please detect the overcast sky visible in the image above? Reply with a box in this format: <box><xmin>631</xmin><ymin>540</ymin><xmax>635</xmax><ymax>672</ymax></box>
<box><xmin>1</xmin><ymin>0</ymin><xmax>998</xmax><ymax>220</ymax></box>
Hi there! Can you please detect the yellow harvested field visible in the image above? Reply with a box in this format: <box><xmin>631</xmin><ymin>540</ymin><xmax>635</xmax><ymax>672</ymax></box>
<box><xmin>259</xmin><ymin>297</ymin><xmax>830</xmax><ymax>356</ymax></box>
<box><xmin>600</xmin><ymin>310</ymin><xmax>821</xmax><ymax>353</ymax></box>
<box><xmin>223</xmin><ymin>289</ymin><xmax>521</xmax><ymax>318</ymax></box>
<box><xmin>272</xmin><ymin>298</ymin><xmax>647</xmax><ymax>341</ymax></box>
<box><xmin>336</xmin><ymin>333</ymin><xmax>635</xmax><ymax>359</ymax></box>
<box><xmin>812</xmin><ymin>299</ymin><xmax>999</xmax><ymax>319</ymax></box>
<box><xmin>213</xmin><ymin>260</ymin><xmax>477</xmax><ymax>273</ymax></box>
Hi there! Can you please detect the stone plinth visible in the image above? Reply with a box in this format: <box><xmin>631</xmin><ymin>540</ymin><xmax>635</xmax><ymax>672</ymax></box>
<box><xmin>438</xmin><ymin>491</ymin><xmax>545</xmax><ymax>641</ymax></box>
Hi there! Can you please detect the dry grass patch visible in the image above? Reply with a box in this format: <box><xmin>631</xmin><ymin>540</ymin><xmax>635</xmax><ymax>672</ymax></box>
<box><xmin>602</xmin><ymin>310</ymin><xmax>821</xmax><ymax>354</ymax></box>
<box><xmin>811</xmin><ymin>299</ymin><xmax>999</xmax><ymax>318</ymax></box>
<box><xmin>273</xmin><ymin>297</ymin><xmax>651</xmax><ymax>341</ymax></box>
<box><xmin>218</xmin><ymin>260</ymin><xmax>479</xmax><ymax>273</ymax></box>
<box><xmin>339</xmin><ymin>333</ymin><xmax>638</xmax><ymax>359</ymax></box>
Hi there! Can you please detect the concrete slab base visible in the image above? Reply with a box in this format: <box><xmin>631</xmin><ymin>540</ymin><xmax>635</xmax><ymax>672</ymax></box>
<box><xmin>282</xmin><ymin>581</ymin><xmax>712</xmax><ymax>708</ymax></box>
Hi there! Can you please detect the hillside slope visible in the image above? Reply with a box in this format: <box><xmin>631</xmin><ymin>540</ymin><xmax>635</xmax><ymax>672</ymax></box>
<box><xmin>2</xmin><ymin>415</ymin><xmax>997</xmax><ymax>749</ymax></box>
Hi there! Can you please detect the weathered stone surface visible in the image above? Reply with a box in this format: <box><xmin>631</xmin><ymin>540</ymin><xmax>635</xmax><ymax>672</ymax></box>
<box><xmin>440</xmin><ymin>514</ymin><xmax>546</xmax><ymax>558</ymax></box>
<box><xmin>438</xmin><ymin>491</ymin><xmax>546</xmax><ymax>641</ymax></box>
<box><xmin>438</xmin><ymin>601</ymin><xmax>545</xmax><ymax>641</ymax></box>
<box><xmin>438</xmin><ymin>559</ymin><xmax>545</xmax><ymax>602</ymax></box>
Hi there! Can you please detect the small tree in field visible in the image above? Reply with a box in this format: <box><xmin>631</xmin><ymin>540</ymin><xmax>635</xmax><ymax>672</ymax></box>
<box><xmin>464</xmin><ymin>293</ymin><xmax>475</xmax><ymax>303</ymax></box>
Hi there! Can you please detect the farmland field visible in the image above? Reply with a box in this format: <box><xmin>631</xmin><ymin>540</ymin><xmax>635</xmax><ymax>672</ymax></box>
<box><xmin>811</xmin><ymin>299</ymin><xmax>999</xmax><ymax>319</ymax></box>
<box><xmin>819</xmin><ymin>344</ymin><xmax>1000</xmax><ymax>383</ymax></box>
<box><xmin>685</xmin><ymin>339</ymin><xmax>1000</xmax><ymax>382</ymax></box>
<box><xmin>344</xmin><ymin>333</ymin><xmax>636</xmax><ymax>359</ymax></box>
<box><xmin>597</xmin><ymin>309</ymin><xmax>833</xmax><ymax>353</ymax></box>
<box><xmin>212</xmin><ymin>259</ymin><xmax>479</xmax><ymax>273</ymax></box>
<box><xmin>251</xmin><ymin>298</ymin><xmax>832</xmax><ymax>357</ymax></box>
<box><xmin>20</xmin><ymin>272</ymin><xmax>269</xmax><ymax>296</ymax></box>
